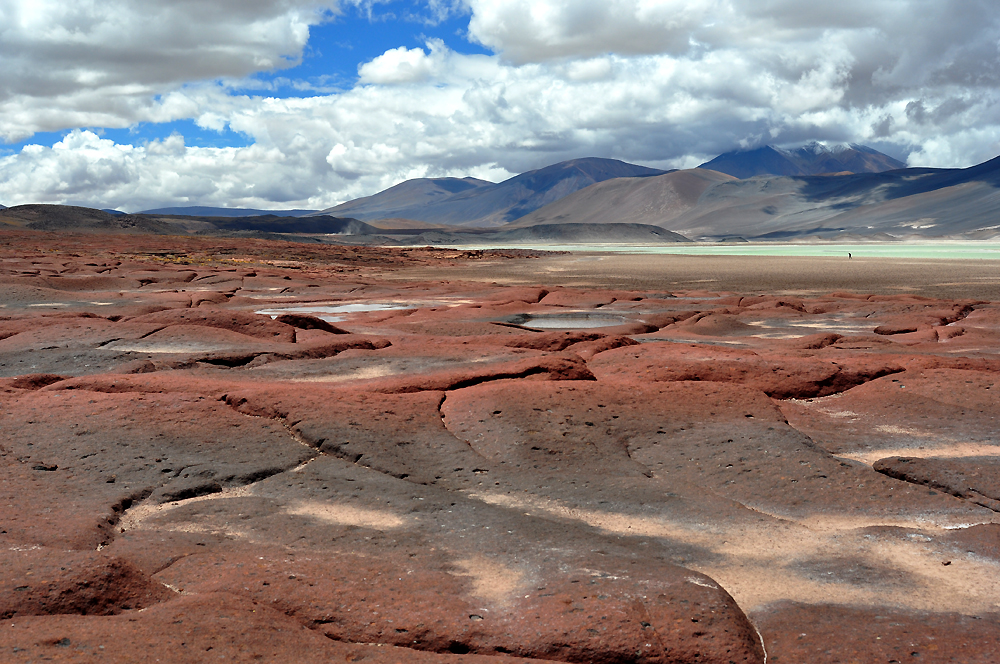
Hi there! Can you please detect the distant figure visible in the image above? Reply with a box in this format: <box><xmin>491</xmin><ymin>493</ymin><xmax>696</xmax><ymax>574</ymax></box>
<box><xmin>848</xmin><ymin>252</ymin><xmax>852</xmax><ymax>259</ymax></box>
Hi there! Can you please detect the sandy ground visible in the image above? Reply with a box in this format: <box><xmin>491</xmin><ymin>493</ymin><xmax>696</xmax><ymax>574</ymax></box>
<box><xmin>393</xmin><ymin>252</ymin><xmax>1000</xmax><ymax>299</ymax></box>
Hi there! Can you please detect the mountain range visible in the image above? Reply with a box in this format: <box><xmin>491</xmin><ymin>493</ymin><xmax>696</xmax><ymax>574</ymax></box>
<box><xmin>312</xmin><ymin>158</ymin><xmax>667</xmax><ymax>227</ymax></box>
<box><xmin>513</xmin><ymin>156</ymin><xmax>1000</xmax><ymax>241</ymax></box>
<box><xmin>307</xmin><ymin>144</ymin><xmax>904</xmax><ymax>230</ymax></box>
<box><xmin>6</xmin><ymin>143</ymin><xmax>1000</xmax><ymax>242</ymax></box>
<box><xmin>1</xmin><ymin>143</ymin><xmax>901</xmax><ymax>227</ymax></box>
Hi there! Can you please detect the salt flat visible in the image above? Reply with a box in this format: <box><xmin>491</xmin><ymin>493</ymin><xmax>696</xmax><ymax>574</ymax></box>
<box><xmin>435</xmin><ymin>241</ymin><xmax>1000</xmax><ymax>260</ymax></box>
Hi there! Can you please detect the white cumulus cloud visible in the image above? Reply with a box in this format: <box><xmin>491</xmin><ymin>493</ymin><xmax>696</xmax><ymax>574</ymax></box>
<box><xmin>1</xmin><ymin>0</ymin><xmax>1000</xmax><ymax>211</ymax></box>
<box><xmin>0</xmin><ymin>0</ymin><xmax>337</xmax><ymax>142</ymax></box>
<box><xmin>358</xmin><ymin>40</ymin><xmax>450</xmax><ymax>84</ymax></box>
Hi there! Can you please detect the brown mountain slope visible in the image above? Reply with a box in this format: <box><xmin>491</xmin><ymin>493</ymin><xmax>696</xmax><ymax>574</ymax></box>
<box><xmin>506</xmin><ymin>169</ymin><xmax>735</xmax><ymax>228</ymax></box>
<box><xmin>315</xmin><ymin>158</ymin><xmax>668</xmax><ymax>228</ymax></box>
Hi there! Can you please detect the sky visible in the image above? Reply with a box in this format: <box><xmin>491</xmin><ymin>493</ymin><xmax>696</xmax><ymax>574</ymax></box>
<box><xmin>1</xmin><ymin>0</ymin><xmax>999</xmax><ymax>212</ymax></box>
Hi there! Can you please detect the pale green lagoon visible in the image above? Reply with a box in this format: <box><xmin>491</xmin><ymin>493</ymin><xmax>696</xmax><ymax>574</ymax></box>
<box><xmin>449</xmin><ymin>242</ymin><xmax>1000</xmax><ymax>260</ymax></box>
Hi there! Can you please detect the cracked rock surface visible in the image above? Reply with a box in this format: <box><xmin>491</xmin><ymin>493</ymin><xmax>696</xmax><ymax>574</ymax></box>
<box><xmin>0</xmin><ymin>232</ymin><xmax>998</xmax><ymax>663</ymax></box>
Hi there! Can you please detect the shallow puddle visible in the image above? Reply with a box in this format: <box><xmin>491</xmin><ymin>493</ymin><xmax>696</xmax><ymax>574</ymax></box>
<box><xmin>506</xmin><ymin>313</ymin><xmax>630</xmax><ymax>329</ymax></box>
<box><xmin>256</xmin><ymin>298</ymin><xmax>477</xmax><ymax>322</ymax></box>
<box><xmin>256</xmin><ymin>301</ymin><xmax>415</xmax><ymax>322</ymax></box>
<box><xmin>637</xmin><ymin>337</ymin><xmax>750</xmax><ymax>346</ymax></box>
<box><xmin>746</xmin><ymin>316</ymin><xmax>878</xmax><ymax>338</ymax></box>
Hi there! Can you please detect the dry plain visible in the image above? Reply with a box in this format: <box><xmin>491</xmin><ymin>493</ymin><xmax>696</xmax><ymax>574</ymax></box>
<box><xmin>0</xmin><ymin>230</ymin><xmax>998</xmax><ymax>663</ymax></box>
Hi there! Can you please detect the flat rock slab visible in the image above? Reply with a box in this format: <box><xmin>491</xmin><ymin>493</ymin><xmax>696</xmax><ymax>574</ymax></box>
<box><xmin>874</xmin><ymin>456</ymin><xmax>1000</xmax><ymax>511</ymax></box>
<box><xmin>0</xmin><ymin>388</ymin><xmax>315</xmax><ymax>548</ymax></box>
<box><xmin>780</xmin><ymin>368</ymin><xmax>1000</xmax><ymax>465</ymax></box>
<box><xmin>590</xmin><ymin>341</ymin><xmax>905</xmax><ymax>398</ymax></box>
<box><xmin>125</xmin><ymin>308</ymin><xmax>297</xmax><ymax>342</ymax></box>
<box><xmin>938</xmin><ymin>523</ymin><xmax>1000</xmax><ymax>561</ymax></box>
<box><xmin>754</xmin><ymin>601</ymin><xmax>1000</xmax><ymax>664</ymax></box>
<box><xmin>442</xmin><ymin>379</ymin><xmax>989</xmax><ymax>526</ymax></box>
<box><xmin>0</xmin><ymin>318</ymin><xmax>162</xmax><ymax>353</ymax></box>
<box><xmin>0</xmin><ymin>592</ymin><xmax>550</xmax><ymax>663</ymax></box>
<box><xmin>126</xmin><ymin>454</ymin><xmax>763</xmax><ymax>664</ymax></box>
<box><xmin>438</xmin><ymin>378</ymin><xmax>999</xmax><ymax>620</ymax></box>
<box><xmin>244</xmin><ymin>340</ymin><xmax>594</xmax><ymax>390</ymax></box>
<box><xmin>105</xmin><ymin>324</ymin><xmax>388</xmax><ymax>366</ymax></box>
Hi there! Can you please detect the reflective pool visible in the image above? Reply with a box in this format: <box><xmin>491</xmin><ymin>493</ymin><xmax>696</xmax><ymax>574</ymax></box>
<box><xmin>507</xmin><ymin>313</ymin><xmax>630</xmax><ymax>329</ymax></box>
<box><xmin>256</xmin><ymin>302</ymin><xmax>412</xmax><ymax>322</ymax></box>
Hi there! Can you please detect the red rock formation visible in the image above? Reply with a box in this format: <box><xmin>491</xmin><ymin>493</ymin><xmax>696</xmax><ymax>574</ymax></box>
<box><xmin>0</xmin><ymin>230</ymin><xmax>998</xmax><ymax>661</ymax></box>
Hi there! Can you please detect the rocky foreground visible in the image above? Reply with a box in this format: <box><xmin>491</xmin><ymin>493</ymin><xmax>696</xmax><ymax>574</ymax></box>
<box><xmin>0</xmin><ymin>231</ymin><xmax>998</xmax><ymax>663</ymax></box>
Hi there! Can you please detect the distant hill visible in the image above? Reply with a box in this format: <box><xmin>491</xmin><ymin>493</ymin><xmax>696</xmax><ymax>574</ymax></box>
<box><xmin>0</xmin><ymin>202</ymin><xmax>689</xmax><ymax>244</ymax></box>
<box><xmin>700</xmin><ymin>143</ymin><xmax>906</xmax><ymax>178</ymax></box>
<box><xmin>0</xmin><ymin>205</ymin><xmax>375</xmax><ymax>237</ymax></box>
<box><xmin>507</xmin><ymin>169</ymin><xmax>735</xmax><ymax>228</ymax></box>
<box><xmin>315</xmin><ymin>158</ymin><xmax>668</xmax><ymax>227</ymax></box>
<box><xmin>503</xmin><ymin>154</ymin><xmax>1000</xmax><ymax>241</ymax></box>
<box><xmin>0</xmin><ymin>205</ymin><xmax>181</xmax><ymax>234</ymax></box>
<box><xmin>316</xmin><ymin>177</ymin><xmax>492</xmax><ymax>221</ymax></box>
<box><xmin>140</xmin><ymin>206</ymin><xmax>317</xmax><ymax>217</ymax></box>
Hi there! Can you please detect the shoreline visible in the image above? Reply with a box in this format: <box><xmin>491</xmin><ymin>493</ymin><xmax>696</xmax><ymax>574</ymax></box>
<box><xmin>392</xmin><ymin>240</ymin><xmax>1000</xmax><ymax>259</ymax></box>
<box><xmin>392</xmin><ymin>251</ymin><xmax>1000</xmax><ymax>300</ymax></box>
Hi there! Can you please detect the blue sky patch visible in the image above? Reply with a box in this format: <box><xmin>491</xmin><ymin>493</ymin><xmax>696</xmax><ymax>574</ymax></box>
<box><xmin>3</xmin><ymin>2</ymin><xmax>491</xmax><ymax>151</ymax></box>
<box><xmin>4</xmin><ymin>121</ymin><xmax>252</xmax><ymax>153</ymax></box>
<box><xmin>246</xmin><ymin>2</ymin><xmax>489</xmax><ymax>94</ymax></box>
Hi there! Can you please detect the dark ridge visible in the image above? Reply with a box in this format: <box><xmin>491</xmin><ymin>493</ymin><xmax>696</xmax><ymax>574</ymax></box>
<box><xmin>197</xmin><ymin>214</ymin><xmax>378</xmax><ymax>235</ymax></box>
<box><xmin>0</xmin><ymin>204</ymin><xmax>180</xmax><ymax>234</ymax></box>
<box><xmin>140</xmin><ymin>206</ymin><xmax>317</xmax><ymax>217</ymax></box>
<box><xmin>701</xmin><ymin>143</ymin><xmax>906</xmax><ymax>178</ymax></box>
<box><xmin>0</xmin><ymin>205</ymin><xmax>376</xmax><ymax>238</ymax></box>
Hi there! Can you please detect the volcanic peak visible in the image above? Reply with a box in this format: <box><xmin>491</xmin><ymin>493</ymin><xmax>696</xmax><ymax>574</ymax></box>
<box><xmin>700</xmin><ymin>143</ymin><xmax>906</xmax><ymax>179</ymax></box>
